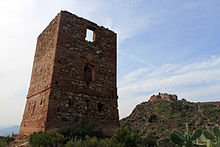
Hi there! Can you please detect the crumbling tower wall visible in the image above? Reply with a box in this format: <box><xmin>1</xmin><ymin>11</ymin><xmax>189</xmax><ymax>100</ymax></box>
<box><xmin>20</xmin><ymin>11</ymin><xmax>119</xmax><ymax>136</ymax></box>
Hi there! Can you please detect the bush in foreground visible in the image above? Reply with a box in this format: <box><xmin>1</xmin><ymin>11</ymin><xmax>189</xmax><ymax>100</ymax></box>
<box><xmin>0</xmin><ymin>136</ymin><xmax>15</xmax><ymax>147</ymax></box>
<box><xmin>111</xmin><ymin>127</ymin><xmax>142</xmax><ymax>147</ymax></box>
<box><xmin>28</xmin><ymin>126</ymin><xmax>159</xmax><ymax>147</ymax></box>
<box><xmin>0</xmin><ymin>139</ymin><xmax>7</xmax><ymax>147</ymax></box>
<box><xmin>58</xmin><ymin>122</ymin><xmax>104</xmax><ymax>141</ymax></box>
<box><xmin>29</xmin><ymin>131</ymin><xmax>65</xmax><ymax>147</ymax></box>
<box><xmin>66</xmin><ymin>135</ymin><xmax>123</xmax><ymax>147</ymax></box>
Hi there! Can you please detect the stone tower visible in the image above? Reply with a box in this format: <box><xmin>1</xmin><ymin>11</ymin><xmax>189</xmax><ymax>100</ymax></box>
<box><xmin>20</xmin><ymin>11</ymin><xmax>119</xmax><ymax>136</ymax></box>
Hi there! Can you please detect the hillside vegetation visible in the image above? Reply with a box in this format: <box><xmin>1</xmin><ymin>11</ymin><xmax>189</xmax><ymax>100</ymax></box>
<box><xmin>120</xmin><ymin>93</ymin><xmax>220</xmax><ymax>139</ymax></box>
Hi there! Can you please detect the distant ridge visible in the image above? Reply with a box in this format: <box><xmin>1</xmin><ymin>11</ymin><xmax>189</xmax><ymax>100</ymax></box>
<box><xmin>0</xmin><ymin>125</ymin><xmax>19</xmax><ymax>136</ymax></box>
<box><xmin>196</xmin><ymin>101</ymin><xmax>220</xmax><ymax>106</ymax></box>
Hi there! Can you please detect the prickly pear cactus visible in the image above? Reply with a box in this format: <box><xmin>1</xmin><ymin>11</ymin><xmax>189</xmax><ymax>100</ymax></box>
<box><xmin>204</xmin><ymin>127</ymin><xmax>220</xmax><ymax>147</ymax></box>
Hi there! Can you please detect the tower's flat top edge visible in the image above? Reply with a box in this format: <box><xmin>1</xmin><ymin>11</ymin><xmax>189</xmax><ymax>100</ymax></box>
<box><xmin>59</xmin><ymin>10</ymin><xmax>116</xmax><ymax>34</ymax></box>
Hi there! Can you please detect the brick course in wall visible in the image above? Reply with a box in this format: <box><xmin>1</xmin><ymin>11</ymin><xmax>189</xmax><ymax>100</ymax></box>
<box><xmin>20</xmin><ymin>11</ymin><xmax>119</xmax><ymax>136</ymax></box>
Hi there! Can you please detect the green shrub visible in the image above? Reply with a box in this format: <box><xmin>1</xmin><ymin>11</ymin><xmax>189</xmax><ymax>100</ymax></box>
<box><xmin>142</xmin><ymin>133</ymin><xmax>157</xmax><ymax>146</ymax></box>
<box><xmin>111</xmin><ymin>127</ymin><xmax>142</xmax><ymax>147</ymax></box>
<box><xmin>104</xmin><ymin>139</ymin><xmax>124</xmax><ymax>147</ymax></box>
<box><xmin>0</xmin><ymin>136</ymin><xmax>14</xmax><ymax>144</ymax></box>
<box><xmin>66</xmin><ymin>136</ymin><xmax>123</xmax><ymax>147</ymax></box>
<box><xmin>29</xmin><ymin>131</ymin><xmax>65</xmax><ymax>147</ymax></box>
<box><xmin>0</xmin><ymin>139</ymin><xmax>7</xmax><ymax>147</ymax></box>
<box><xmin>148</xmin><ymin>113</ymin><xmax>157</xmax><ymax>123</ymax></box>
<box><xmin>0</xmin><ymin>136</ymin><xmax>14</xmax><ymax>147</ymax></box>
<box><xmin>58</xmin><ymin>122</ymin><xmax>104</xmax><ymax>141</ymax></box>
<box><xmin>84</xmin><ymin>136</ymin><xmax>105</xmax><ymax>147</ymax></box>
<box><xmin>66</xmin><ymin>138</ymin><xmax>83</xmax><ymax>147</ymax></box>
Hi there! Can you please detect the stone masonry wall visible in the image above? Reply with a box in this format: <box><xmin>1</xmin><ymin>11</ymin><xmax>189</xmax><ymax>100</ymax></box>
<box><xmin>20</xmin><ymin>11</ymin><xmax>119</xmax><ymax>136</ymax></box>
<box><xmin>20</xmin><ymin>13</ymin><xmax>61</xmax><ymax>135</ymax></box>
<box><xmin>46</xmin><ymin>11</ymin><xmax>119</xmax><ymax>136</ymax></box>
<box><xmin>149</xmin><ymin>93</ymin><xmax>178</xmax><ymax>102</ymax></box>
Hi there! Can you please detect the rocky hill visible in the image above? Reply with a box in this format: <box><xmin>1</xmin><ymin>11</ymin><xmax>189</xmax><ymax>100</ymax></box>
<box><xmin>120</xmin><ymin>93</ymin><xmax>220</xmax><ymax>139</ymax></box>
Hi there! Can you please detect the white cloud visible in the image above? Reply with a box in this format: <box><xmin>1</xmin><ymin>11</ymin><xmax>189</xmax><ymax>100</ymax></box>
<box><xmin>176</xmin><ymin>56</ymin><xmax>220</xmax><ymax>74</ymax></box>
<box><xmin>122</xmin><ymin>68</ymin><xmax>150</xmax><ymax>83</ymax></box>
<box><xmin>118</xmin><ymin>50</ymin><xmax>156</xmax><ymax>67</ymax></box>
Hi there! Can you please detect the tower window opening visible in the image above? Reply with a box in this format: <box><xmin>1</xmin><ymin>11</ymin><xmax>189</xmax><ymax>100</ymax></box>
<box><xmin>83</xmin><ymin>64</ymin><xmax>95</xmax><ymax>85</ymax></box>
<box><xmin>85</xmin><ymin>29</ymin><xmax>95</xmax><ymax>42</ymax></box>
<box><xmin>68</xmin><ymin>99</ymin><xmax>72</xmax><ymax>107</ymax></box>
<box><xmin>98</xmin><ymin>103</ymin><xmax>104</xmax><ymax>113</ymax></box>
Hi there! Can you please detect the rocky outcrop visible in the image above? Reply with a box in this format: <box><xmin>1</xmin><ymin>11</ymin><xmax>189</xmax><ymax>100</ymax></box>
<box><xmin>149</xmin><ymin>92</ymin><xmax>177</xmax><ymax>102</ymax></box>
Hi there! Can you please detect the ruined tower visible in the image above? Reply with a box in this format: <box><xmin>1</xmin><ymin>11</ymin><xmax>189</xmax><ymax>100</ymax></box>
<box><xmin>20</xmin><ymin>11</ymin><xmax>119</xmax><ymax>136</ymax></box>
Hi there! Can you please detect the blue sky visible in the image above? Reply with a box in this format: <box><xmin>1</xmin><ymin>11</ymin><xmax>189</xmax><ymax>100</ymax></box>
<box><xmin>0</xmin><ymin>0</ymin><xmax>220</xmax><ymax>125</ymax></box>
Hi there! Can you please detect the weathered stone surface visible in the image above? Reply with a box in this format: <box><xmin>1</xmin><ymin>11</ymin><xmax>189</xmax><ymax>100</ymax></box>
<box><xmin>149</xmin><ymin>92</ymin><xmax>177</xmax><ymax>102</ymax></box>
<box><xmin>20</xmin><ymin>11</ymin><xmax>119</xmax><ymax>136</ymax></box>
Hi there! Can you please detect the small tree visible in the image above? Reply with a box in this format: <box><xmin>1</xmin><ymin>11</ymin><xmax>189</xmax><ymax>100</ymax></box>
<box><xmin>111</xmin><ymin>127</ymin><xmax>142</xmax><ymax>147</ymax></box>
